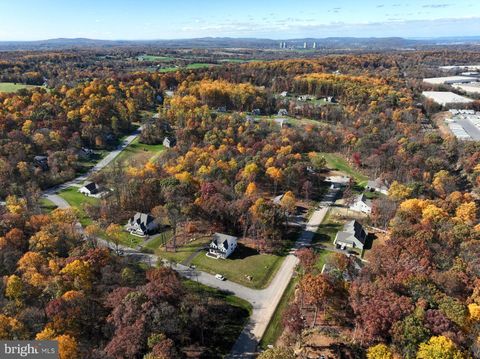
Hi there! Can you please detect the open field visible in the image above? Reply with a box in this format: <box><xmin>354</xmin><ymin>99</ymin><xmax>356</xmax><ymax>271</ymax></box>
<box><xmin>105</xmin><ymin>137</ymin><xmax>165</xmax><ymax>169</ymax></box>
<box><xmin>156</xmin><ymin>238</ymin><xmax>211</xmax><ymax>264</ymax></box>
<box><xmin>313</xmin><ymin>209</ymin><xmax>344</xmax><ymax>246</ymax></box>
<box><xmin>318</xmin><ymin>152</ymin><xmax>369</xmax><ymax>186</ymax></box>
<box><xmin>57</xmin><ymin>187</ymin><xmax>99</xmax><ymax>226</ymax></box>
<box><xmin>137</xmin><ymin>55</ymin><xmax>175</xmax><ymax>62</ymax></box>
<box><xmin>0</xmin><ymin>82</ymin><xmax>41</xmax><ymax>93</ymax></box>
<box><xmin>143</xmin><ymin>230</ymin><xmax>174</xmax><ymax>250</ymax></box>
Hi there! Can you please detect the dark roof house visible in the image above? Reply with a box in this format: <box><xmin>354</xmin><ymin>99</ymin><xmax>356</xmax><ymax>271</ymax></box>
<box><xmin>333</xmin><ymin>220</ymin><xmax>367</xmax><ymax>250</ymax></box>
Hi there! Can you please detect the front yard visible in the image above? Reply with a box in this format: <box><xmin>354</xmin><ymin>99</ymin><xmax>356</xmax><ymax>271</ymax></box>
<box><xmin>191</xmin><ymin>243</ymin><xmax>285</xmax><ymax>289</ymax></box>
<box><xmin>57</xmin><ymin>187</ymin><xmax>99</xmax><ymax>226</ymax></box>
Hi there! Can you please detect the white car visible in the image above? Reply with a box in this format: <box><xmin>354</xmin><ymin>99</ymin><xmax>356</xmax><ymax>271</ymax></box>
<box><xmin>215</xmin><ymin>274</ymin><xmax>225</xmax><ymax>281</ymax></box>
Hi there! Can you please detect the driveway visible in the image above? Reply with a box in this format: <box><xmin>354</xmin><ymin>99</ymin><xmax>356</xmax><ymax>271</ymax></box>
<box><xmin>40</xmin><ymin>132</ymin><xmax>338</xmax><ymax>358</ymax></box>
<box><xmin>42</xmin><ymin>126</ymin><xmax>142</xmax><ymax>201</ymax></box>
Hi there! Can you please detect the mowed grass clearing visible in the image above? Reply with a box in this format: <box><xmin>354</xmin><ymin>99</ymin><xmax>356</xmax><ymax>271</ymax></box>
<box><xmin>57</xmin><ymin>187</ymin><xmax>99</xmax><ymax>226</ymax></box>
<box><xmin>107</xmin><ymin>137</ymin><xmax>165</xmax><ymax>169</ymax></box>
<box><xmin>318</xmin><ymin>152</ymin><xmax>369</xmax><ymax>186</ymax></box>
<box><xmin>138</xmin><ymin>55</ymin><xmax>175</xmax><ymax>62</ymax></box>
<box><xmin>0</xmin><ymin>82</ymin><xmax>41</xmax><ymax>93</ymax></box>
<box><xmin>191</xmin><ymin>243</ymin><xmax>285</xmax><ymax>289</ymax></box>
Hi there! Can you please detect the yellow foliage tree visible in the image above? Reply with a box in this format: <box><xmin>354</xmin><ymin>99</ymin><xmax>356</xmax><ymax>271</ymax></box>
<box><xmin>60</xmin><ymin>260</ymin><xmax>93</xmax><ymax>291</ymax></box>
<box><xmin>367</xmin><ymin>344</ymin><xmax>393</xmax><ymax>359</ymax></box>
<box><xmin>245</xmin><ymin>182</ymin><xmax>258</xmax><ymax>197</ymax></box>
<box><xmin>388</xmin><ymin>181</ymin><xmax>412</xmax><ymax>201</ymax></box>
<box><xmin>454</xmin><ymin>202</ymin><xmax>477</xmax><ymax>225</ymax></box>
<box><xmin>416</xmin><ymin>336</ymin><xmax>464</xmax><ymax>359</ymax></box>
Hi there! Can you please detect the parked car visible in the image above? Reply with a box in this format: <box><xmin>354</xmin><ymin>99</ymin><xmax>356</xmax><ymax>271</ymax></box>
<box><xmin>215</xmin><ymin>274</ymin><xmax>225</xmax><ymax>281</ymax></box>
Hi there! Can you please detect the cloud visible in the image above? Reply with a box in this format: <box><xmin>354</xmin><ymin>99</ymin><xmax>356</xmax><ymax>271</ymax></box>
<box><xmin>376</xmin><ymin>4</ymin><xmax>385</xmax><ymax>8</ymax></box>
<box><xmin>422</xmin><ymin>3</ymin><xmax>451</xmax><ymax>8</ymax></box>
<box><xmin>175</xmin><ymin>16</ymin><xmax>480</xmax><ymax>39</ymax></box>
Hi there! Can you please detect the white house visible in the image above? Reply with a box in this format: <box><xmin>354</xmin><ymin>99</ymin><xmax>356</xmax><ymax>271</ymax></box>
<box><xmin>333</xmin><ymin>220</ymin><xmax>367</xmax><ymax>250</ymax></box>
<box><xmin>208</xmin><ymin>233</ymin><xmax>238</xmax><ymax>259</ymax></box>
<box><xmin>125</xmin><ymin>212</ymin><xmax>158</xmax><ymax>237</ymax></box>
<box><xmin>350</xmin><ymin>193</ymin><xmax>372</xmax><ymax>214</ymax></box>
<box><xmin>277</xmin><ymin>109</ymin><xmax>288</xmax><ymax>116</ymax></box>
<box><xmin>163</xmin><ymin>136</ymin><xmax>176</xmax><ymax>148</ymax></box>
<box><xmin>366</xmin><ymin>178</ymin><xmax>389</xmax><ymax>195</ymax></box>
<box><xmin>79</xmin><ymin>182</ymin><xmax>101</xmax><ymax>197</ymax></box>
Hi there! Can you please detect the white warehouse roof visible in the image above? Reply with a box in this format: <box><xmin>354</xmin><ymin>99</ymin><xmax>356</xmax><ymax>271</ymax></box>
<box><xmin>422</xmin><ymin>91</ymin><xmax>474</xmax><ymax>106</ymax></box>
<box><xmin>423</xmin><ymin>76</ymin><xmax>478</xmax><ymax>85</ymax></box>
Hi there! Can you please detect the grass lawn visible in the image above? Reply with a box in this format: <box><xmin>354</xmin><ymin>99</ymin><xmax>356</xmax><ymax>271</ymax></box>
<box><xmin>260</xmin><ymin>276</ymin><xmax>298</xmax><ymax>348</ymax></box>
<box><xmin>186</xmin><ymin>63</ymin><xmax>216</xmax><ymax>69</ymax></box>
<box><xmin>57</xmin><ymin>187</ymin><xmax>99</xmax><ymax>226</ymax></box>
<box><xmin>318</xmin><ymin>152</ymin><xmax>369</xmax><ymax>187</ymax></box>
<box><xmin>191</xmin><ymin>243</ymin><xmax>285</xmax><ymax>289</ymax></box>
<box><xmin>107</xmin><ymin>137</ymin><xmax>165</xmax><ymax>169</ymax></box>
<box><xmin>314</xmin><ymin>249</ymin><xmax>334</xmax><ymax>273</ymax></box>
<box><xmin>39</xmin><ymin>198</ymin><xmax>57</xmax><ymax>213</ymax></box>
<box><xmin>313</xmin><ymin>209</ymin><xmax>343</xmax><ymax>246</ymax></box>
<box><xmin>156</xmin><ymin>238</ymin><xmax>211</xmax><ymax>264</ymax></box>
<box><xmin>143</xmin><ymin>230</ymin><xmax>174</xmax><ymax>250</ymax></box>
<box><xmin>138</xmin><ymin>55</ymin><xmax>175</xmax><ymax>62</ymax></box>
<box><xmin>0</xmin><ymin>82</ymin><xmax>41</xmax><ymax>93</ymax></box>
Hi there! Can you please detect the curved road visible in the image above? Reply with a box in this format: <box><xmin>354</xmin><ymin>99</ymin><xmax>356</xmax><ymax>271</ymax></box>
<box><xmin>40</xmin><ymin>126</ymin><xmax>335</xmax><ymax>358</ymax></box>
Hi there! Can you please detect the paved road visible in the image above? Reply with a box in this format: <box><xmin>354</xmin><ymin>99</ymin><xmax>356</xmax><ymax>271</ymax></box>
<box><xmin>42</xmin><ymin>127</ymin><xmax>142</xmax><ymax>201</ymax></box>
<box><xmin>38</xmin><ymin>129</ymin><xmax>339</xmax><ymax>358</ymax></box>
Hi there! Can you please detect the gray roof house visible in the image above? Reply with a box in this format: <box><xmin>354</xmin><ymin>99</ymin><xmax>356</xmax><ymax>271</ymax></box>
<box><xmin>333</xmin><ymin>220</ymin><xmax>367</xmax><ymax>250</ymax></box>
<box><xmin>125</xmin><ymin>212</ymin><xmax>158</xmax><ymax>237</ymax></box>
<box><xmin>350</xmin><ymin>193</ymin><xmax>373</xmax><ymax>214</ymax></box>
<box><xmin>79</xmin><ymin>182</ymin><xmax>100</xmax><ymax>196</ymax></box>
<box><xmin>366</xmin><ymin>178</ymin><xmax>389</xmax><ymax>195</ymax></box>
<box><xmin>208</xmin><ymin>233</ymin><xmax>238</xmax><ymax>259</ymax></box>
<box><xmin>34</xmin><ymin>155</ymin><xmax>49</xmax><ymax>171</ymax></box>
<box><xmin>163</xmin><ymin>136</ymin><xmax>177</xmax><ymax>148</ymax></box>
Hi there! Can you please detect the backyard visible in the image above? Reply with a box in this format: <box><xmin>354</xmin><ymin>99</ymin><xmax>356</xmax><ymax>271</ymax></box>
<box><xmin>191</xmin><ymin>243</ymin><xmax>285</xmax><ymax>289</ymax></box>
<box><xmin>105</xmin><ymin>137</ymin><xmax>165</xmax><ymax>169</ymax></box>
<box><xmin>318</xmin><ymin>152</ymin><xmax>369</xmax><ymax>187</ymax></box>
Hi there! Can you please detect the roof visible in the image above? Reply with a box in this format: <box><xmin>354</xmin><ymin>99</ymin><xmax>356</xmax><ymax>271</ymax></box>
<box><xmin>423</xmin><ymin>76</ymin><xmax>478</xmax><ymax>85</ymax></box>
<box><xmin>130</xmin><ymin>212</ymin><xmax>154</xmax><ymax>229</ymax></box>
<box><xmin>211</xmin><ymin>233</ymin><xmax>237</xmax><ymax>251</ymax></box>
<box><xmin>83</xmin><ymin>182</ymin><xmax>99</xmax><ymax>191</ymax></box>
<box><xmin>367</xmin><ymin>178</ymin><xmax>388</xmax><ymax>191</ymax></box>
<box><xmin>356</xmin><ymin>193</ymin><xmax>372</xmax><ymax>207</ymax></box>
<box><xmin>273</xmin><ymin>194</ymin><xmax>284</xmax><ymax>205</ymax></box>
<box><xmin>336</xmin><ymin>220</ymin><xmax>367</xmax><ymax>245</ymax></box>
<box><xmin>422</xmin><ymin>91</ymin><xmax>474</xmax><ymax>106</ymax></box>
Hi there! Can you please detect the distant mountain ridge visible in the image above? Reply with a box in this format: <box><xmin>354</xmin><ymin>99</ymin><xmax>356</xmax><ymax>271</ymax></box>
<box><xmin>0</xmin><ymin>36</ymin><xmax>479</xmax><ymax>50</ymax></box>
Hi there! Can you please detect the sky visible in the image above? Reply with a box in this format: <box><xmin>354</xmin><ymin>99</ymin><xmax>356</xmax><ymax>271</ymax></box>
<box><xmin>0</xmin><ymin>0</ymin><xmax>479</xmax><ymax>41</ymax></box>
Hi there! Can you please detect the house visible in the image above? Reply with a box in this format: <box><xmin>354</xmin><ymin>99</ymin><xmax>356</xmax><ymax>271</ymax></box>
<box><xmin>163</xmin><ymin>136</ymin><xmax>177</xmax><ymax>148</ymax></box>
<box><xmin>252</xmin><ymin>108</ymin><xmax>261</xmax><ymax>115</ymax></box>
<box><xmin>326</xmin><ymin>96</ymin><xmax>337</xmax><ymax>103</ymax></box>
<box><xmin>278</xmin><ymin>109</ymin><xmax>288</xmax><ymax>116</ymax></box>
<box><xmin>333</xmin><ymin>220</ymin><xmax>367</xmax><ymax>250</ymax></box>
<box><xmin>79</xmin><ymin>182</ymin><xmax>101</xmax><ymax>197</ymax></box>
<box><xmin>350</xmin><ymin>193</ymin><xmax>372</xmax><ymax>214</ymax></box>
<box><xmin>216</xmin><ymin>106</ymin><xmax>227</xmax><ymax>113</ymax></box>
<box><xmin>209</xmin><ymin>233</ymin><xmax>238</xmax><ymax>259</ymax></box>
<box><xmin>273</xmin><ymin>193</ymin><xmax>285</xmax><ymax>205</ymax></box>
<box><xmin>279</xmin><ymin>91</ymin><xmax>289</xmax><ymax>97</ymax></box>
<box><xmin>366</xmin><ymin>178</ymin><xmax>389</xmax><ymax>195</ymax></box>
<box><xmin>297</xmin><ymin>94</ymin><xmax>316</xmax><ymax>101</ymax></box>
<box><xmin>77</xmin><ymin>147</ymin><xmax>94</xmax><ymax>160</ymax></box>
<box><xmin>125</xmin><ymin>213</ymin><xmax>158</xmax><ymax>237</ymax></box>
<box><xmin>34</xmin><ymin>155</ymin><xmax>49</xmax><ymax>171</ymax></box>
<box><xmin>324</xmin><ymin>175</ymin><xmax>351</xmax><ymax>187</ymax></box>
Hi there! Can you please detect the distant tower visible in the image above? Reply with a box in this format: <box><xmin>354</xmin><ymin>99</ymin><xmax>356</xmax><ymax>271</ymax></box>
<box><xmin>313</xmin><ymin>42</ymin><xmax>316</xmax><ymax>49</ymax></box>
<box><xmin>304</xmin><ymin>42</ymin><xmax>307</xmax><ymax>49</ymax></box>
<box><xmin>279</xmin><ymin>42</ymin><xmax>283</xmax><ymax>49</ymax></box>
<box><xmin>283</xmin><ymin>42</ymin><xmax>286</xmax><ymax>49</ymax></box>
